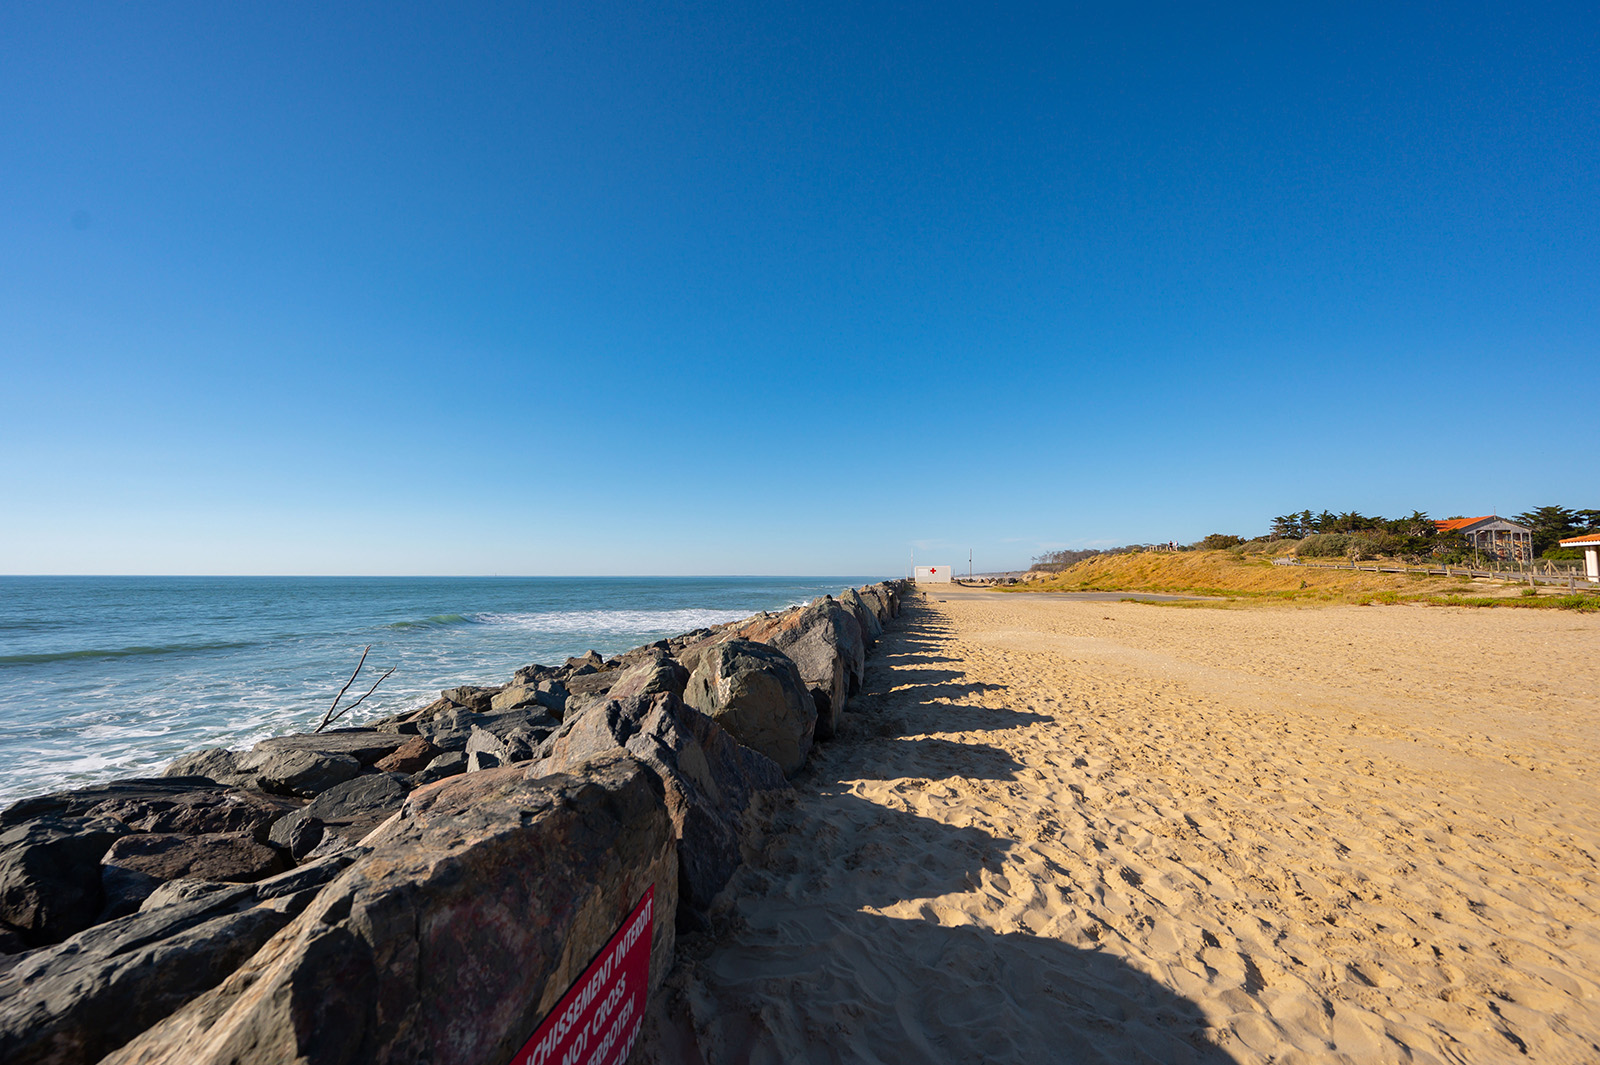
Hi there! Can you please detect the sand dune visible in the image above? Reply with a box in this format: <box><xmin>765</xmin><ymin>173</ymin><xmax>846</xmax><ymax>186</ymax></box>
<box><xmin>646</xmin><ymin>589</ymin><xmax>1600</xmax><ymax>1064</ymax></box>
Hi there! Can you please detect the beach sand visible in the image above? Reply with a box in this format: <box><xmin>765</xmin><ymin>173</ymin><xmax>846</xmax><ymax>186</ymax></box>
<box><xmin>648</xmin><ymin>587</ymin><xmax>1600</xmax><ymax>1064</ymax></box>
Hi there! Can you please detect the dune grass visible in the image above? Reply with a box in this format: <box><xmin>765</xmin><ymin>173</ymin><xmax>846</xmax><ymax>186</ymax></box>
<box><xmin>1009</xmin><ymin>550</ymin><xmax>1600</xmax><ymax>611</ymax></box>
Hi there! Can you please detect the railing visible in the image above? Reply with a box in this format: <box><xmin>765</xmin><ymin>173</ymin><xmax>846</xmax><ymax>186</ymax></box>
<box><xmin>1271</xmin><ymin>557</ymin><xmax>1595</xmax><ymax>587</ymax></box>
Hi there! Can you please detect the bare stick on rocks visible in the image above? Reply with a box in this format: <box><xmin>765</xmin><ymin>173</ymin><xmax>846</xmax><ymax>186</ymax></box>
<box><xmin>335</xmin><ymin>666</ymin><xmax>397</xmax><ymax>722</ymax></box>
<box><xmin>316</xmin><ymin>646</ymin><xmax>394</xmax><ymax>733</ymax></box>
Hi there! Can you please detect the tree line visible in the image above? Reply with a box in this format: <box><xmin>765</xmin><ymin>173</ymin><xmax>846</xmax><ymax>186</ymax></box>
<box><xmin>1030</xmin><ymin>504</ymin><xmax>1597</xmax><ymax>570</ymax></box>
<box><xmin>1270</xmin><ymin>506</ymin><xmax>1598</xmax><ymax>559</ymax></box>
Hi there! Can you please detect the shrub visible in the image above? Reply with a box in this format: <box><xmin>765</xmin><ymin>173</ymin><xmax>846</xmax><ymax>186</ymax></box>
<box><xmin>1198</xmin><ymin>534</ymin><xmax>1245</xmax><ymax>550</ymax></box>
<box><xmin>1296</xmin><ymin>534</ymin><xmax>1351</xmax><ymax>558</ymax></box>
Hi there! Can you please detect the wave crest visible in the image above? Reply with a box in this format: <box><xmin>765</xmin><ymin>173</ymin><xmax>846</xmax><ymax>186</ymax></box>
<box><xmin>0</xmin><ymin>641</ymin><xmax>257</xmax><ymax>667</ymax></box>
<box><xmin>386</xmin><ymin>614</ymin><xmax>471</xmax><ymax>630</ymax></box>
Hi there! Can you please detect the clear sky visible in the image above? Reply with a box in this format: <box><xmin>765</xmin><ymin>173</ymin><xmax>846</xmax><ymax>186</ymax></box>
<box><xmin>3</xmin><ymin>3</ymin><xmax>1596</xmax><ymax>575</ymax></box>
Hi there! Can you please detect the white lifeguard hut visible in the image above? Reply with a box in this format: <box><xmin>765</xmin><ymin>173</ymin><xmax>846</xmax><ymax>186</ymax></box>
<box><xmin>914</xmin><ymin>565</ymin><xmax>952</xmax><ymax>583</ymax></box>
<box><xmin>1559</xmin><ymin>533</ymin><xmax>1600</xmax><ymax>583</ymax></box>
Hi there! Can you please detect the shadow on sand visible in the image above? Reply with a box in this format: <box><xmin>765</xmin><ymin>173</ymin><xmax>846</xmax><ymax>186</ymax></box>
<box><xmin>651</xmin><ymin>597</ymin><xmax>1243</xmax><ymax>1064</ymax></box>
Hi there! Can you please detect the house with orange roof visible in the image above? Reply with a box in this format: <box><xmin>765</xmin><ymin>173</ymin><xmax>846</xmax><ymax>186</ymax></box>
<box><xmin>1434</xmin><ymin>515</ymin><xmax>1534</xmax><ymax>562</ymax></box>
<box><xmin>1558</xmin><ymin>532</ymin><xmax>1600</xmax><ymax>583</ymax></box>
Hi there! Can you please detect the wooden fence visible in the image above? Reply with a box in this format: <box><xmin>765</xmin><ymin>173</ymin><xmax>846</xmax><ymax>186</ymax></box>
<box><xmin>1272</xmin><ymin>557</ymin><xmax>1594</xmax><ymax>588</ymax></box>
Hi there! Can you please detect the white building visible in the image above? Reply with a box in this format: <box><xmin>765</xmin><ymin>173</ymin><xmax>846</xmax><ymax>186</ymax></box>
<box><xmin>914</xmin><ymin>565</ymin><xmax>952</xmax><ymax>583</ymax></box>
<box><xmin>1559</xmin><ymin>532</ymin><xmax>1600</xmax><ymax>583</ymax></box>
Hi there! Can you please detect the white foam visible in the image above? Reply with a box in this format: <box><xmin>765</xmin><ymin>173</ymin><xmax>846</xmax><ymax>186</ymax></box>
<box><xmin>472</xmin><ymin>608</ymin><xmax>759</xmax><ymax>633</ymax></box>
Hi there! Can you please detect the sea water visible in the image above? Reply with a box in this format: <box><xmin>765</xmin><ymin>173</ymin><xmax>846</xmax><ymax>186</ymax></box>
<box><xmin>0</xmin><ymin>576</ymin><xmax>880</xmax><ymax>805</ymax></box>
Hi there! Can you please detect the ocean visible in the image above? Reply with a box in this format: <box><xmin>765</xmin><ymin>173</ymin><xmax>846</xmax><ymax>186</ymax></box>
<box><xmin>0</xmin><ymin>576</ymin><xmax>881</xmax><ymax>806</ymax></box>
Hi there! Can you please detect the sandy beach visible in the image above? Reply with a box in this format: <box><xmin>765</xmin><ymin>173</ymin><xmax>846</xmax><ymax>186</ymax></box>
<box><xmin>650</xmin><ymin>587</ymin><xmax>1600</xmax><ymax>1064</ymax></box>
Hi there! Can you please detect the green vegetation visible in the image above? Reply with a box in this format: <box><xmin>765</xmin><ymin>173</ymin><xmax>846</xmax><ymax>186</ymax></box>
<box><xmin>1511</xmin><ymin>506</ymin><xmax>1600</xmax><ymax>557</ymax></box>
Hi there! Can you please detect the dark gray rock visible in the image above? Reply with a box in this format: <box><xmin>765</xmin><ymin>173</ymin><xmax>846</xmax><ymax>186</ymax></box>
<box><xmin>725</xmin><ymin>596</ymin><xmax>865</xmax><ymax>741</ymax></box>
<box><xmin>533</xmin><ymin>692</ymin><xmax>786</xmax><ymax>916</ymax></box>
<box><xmin>266</xmin><ymin>809</ymin><xmax>324</xmax><ymax>862</ymax></box>
<box><xmin>439</xmin><ymin>685</ymin><xmax>503</xmax><ymax>713</ymax></box>
<box><xmin>160</xmin><ymin>750</ymin><xmax>255</xmax><ymax>785</ymax></box>
<box><xmin>412</xmin><ymin>751</ymin><xmax>467</xmax><ymax>786</ymax></box>
<box><xmin>2</xmin><ymin>778</ymin><xmax>299</xmax><ymax>844</ymax></box>
<box><xmin>564</xmin><ymin>650</ymin><xmax>605</xmax><ymax>672</ymax></box>
<box><xmin>0</xmin><ymin>853</ymin><xmax>359</xmax><ymax>1065</ymax></box>
<box><xmin>564</xmin><ymin>669</ymin><xmax>621</xmax><ymax>697</ymax></box>
<box><xmin>247</xmin><ymin>729</ymin><xmax>410</xmax><ymax>767</ymax></box>
<box><xmin>417</xmin><ymin>708</ymin><xmax>490</xmax><ymax>753</ymax></box>
<box><xmin>101</xmin><ymin>754</ymin><xmax>677</xmax><ymax>1065</ymax></box>
<box><xmin>683</xmin><ymin>639</ymin><xmax>816</xmax><ymax>776</ymax></box>
<box><xmin>510</xmin><ymin>662</ymin><xmax>557</xmax><ymax>685</ymax></box>
<box><xmin>304</xmin><ymin>773</ymin><xmax>410</xmax><ymax>827</ymax></box>
<box><xmin>839</xmin><ymin>587</ymin><xmax>884</xmax><ymax>644</ymax></box>
<box><xmin>98</xmin><ymin>864</ymin><xmax>164</xmax><ymax>922</ymax></box>
<box><xmin>235</xmin><ymin>747</ymin><xmax>361</xmax><ymax>798</ymax></box>
<box><xmin>0</xmin><ymin>816</ymin><xmax>130</xmax><ymax>947</ymax></box>
<box><xmin>856</xmin><ymin>584</ymin><xmax>890</xmax><ymax>622</ymax></box>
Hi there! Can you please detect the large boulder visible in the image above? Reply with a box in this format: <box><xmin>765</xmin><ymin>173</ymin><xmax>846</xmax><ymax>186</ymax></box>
<box><xmin>839</xmin><ymin>588</ymin><xmax>884</xmax><ymax>645</ymax></box>
<box><xmin>856</xmin><ymin>584</ymin><xmax>891</xmax><ymax>623</ymax></box>
<box><xmin>0</xmin><ymin>816</ymin><xmax>130</xmax><ymax>947</ymax></box>
<box><xmin>1</xmin><ymin>779</ymin><xmax>298</xmax><ymax>844</ymax></box>
<box><xmin>101</xmin><ymin>752</ymin><xmax>676</xmax><ymax>1065</ymax></box>
<box><xmin>607</xmin><ymin>651</ymin><xmax>689</xmax><ymax>702</ymax></box>
<box><xmin>683</xmin><ymin>639</ymin><xmax>816</xmax><ymax>776</ymax></box>
<box><xmin>532</xmin><ymin>692</ymin><xmax>786</xmax><ymax>916</ymax></box>
<box><xmin>0</xmin><ymin>854</ymin><xmax>359</xmax><ymax>1065</ymax></box>
<box><xmin>725</xmin><ymin>597</ymin><xmax>865</xmax><ymax>740</ymax></box>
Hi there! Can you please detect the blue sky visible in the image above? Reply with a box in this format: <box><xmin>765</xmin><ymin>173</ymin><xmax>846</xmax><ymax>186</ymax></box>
<box><xmin>3</xmin><ymin>2</ymin><xmax>1596</xmax><ymax>575</ymax></box>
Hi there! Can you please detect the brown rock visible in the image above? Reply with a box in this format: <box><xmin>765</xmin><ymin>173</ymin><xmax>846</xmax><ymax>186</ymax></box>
<box><xmin>102</xmin><ymin>752</ymin><xmax>676</xmax><ymax>1065</ymax></box>
<box><xmin>372</xmin><ymin>737</ymin><xmax>438</xmax><ymax>774</ymax></box>
<box><xmin>101</xmin><ymin>833</ymin><xmax>287</xmax><ymax>885</ymax></box>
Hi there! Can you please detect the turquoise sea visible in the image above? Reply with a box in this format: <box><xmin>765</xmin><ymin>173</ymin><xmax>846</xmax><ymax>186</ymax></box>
<box><xmin>0</xmin><ymin>576</ymin><xmax>881</xmax><ymax>805</ymax></box>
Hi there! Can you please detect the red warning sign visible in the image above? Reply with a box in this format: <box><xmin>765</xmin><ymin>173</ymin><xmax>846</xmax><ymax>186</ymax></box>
<box><xmin>511</xmin><ymin>886</ymin><xmax>653</xmax><ymax>1065</ymax></box>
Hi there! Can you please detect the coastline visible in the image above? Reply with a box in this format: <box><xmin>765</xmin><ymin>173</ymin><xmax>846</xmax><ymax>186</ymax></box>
<box><xmin>6</xmin><ymin>580</ymin><xmax>1596</xmax><ymax>1061</ymax></box>
<box><xmin>0</xmin><ymin>581</ymin><xmax>907</xmax><ymax>1064</ymax></box>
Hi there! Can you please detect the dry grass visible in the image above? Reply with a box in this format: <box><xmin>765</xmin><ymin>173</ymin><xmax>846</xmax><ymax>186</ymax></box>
<box><xmin>1011</xmin><ymin>550</ymin><xmax>1600</xmax><ymax>609</ymax></box>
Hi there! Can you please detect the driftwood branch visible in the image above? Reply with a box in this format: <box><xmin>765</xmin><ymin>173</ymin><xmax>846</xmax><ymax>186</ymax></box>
<box><xmin>335</xmin><ymin>666</ymin><xmax>397</xmax><ymax>721</ymax></box>
<box><xmin>316</xmin><ymin>645</ymin><xmax>370</xmax><ymax>733</ymax></box>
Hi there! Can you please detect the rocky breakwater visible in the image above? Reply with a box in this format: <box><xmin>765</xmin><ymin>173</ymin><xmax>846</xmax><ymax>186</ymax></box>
<box><xmin>0</xmin><ymin>581</ymin><xmax>905</xmax><ymax>1064</ymax></box>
